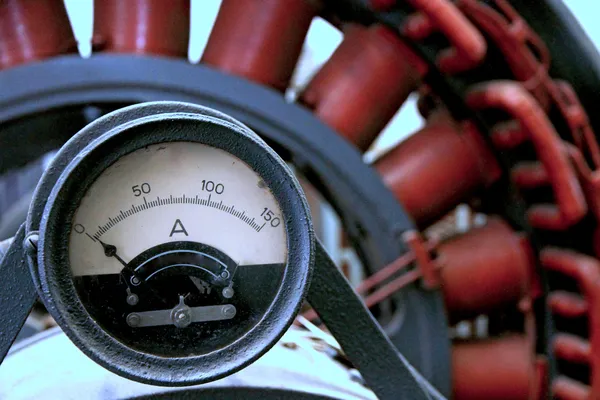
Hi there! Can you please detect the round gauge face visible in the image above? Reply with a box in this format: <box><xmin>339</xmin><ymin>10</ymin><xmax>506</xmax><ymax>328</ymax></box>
<box><xmin>68</xmin><ymin>141</ymin><xmax>287</xmax><ymax>356</ymax></box>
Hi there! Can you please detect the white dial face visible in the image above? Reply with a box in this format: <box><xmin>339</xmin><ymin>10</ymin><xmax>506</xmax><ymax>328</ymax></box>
<box><xmin>69</xmin><ymin>142</ymin><xmax>287</xmax><ymax>276</ymax></box>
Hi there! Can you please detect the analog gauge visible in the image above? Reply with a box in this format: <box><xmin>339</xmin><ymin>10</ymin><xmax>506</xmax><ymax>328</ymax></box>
<box><xmin>69</xmin><ymin>142</ymin><xmax>287</xmax><ymax>356</ymax></box>
<box><xmin>31</xmin><ymin>102</ymin><xmax>313</xmax><ymax>385</ymax></box>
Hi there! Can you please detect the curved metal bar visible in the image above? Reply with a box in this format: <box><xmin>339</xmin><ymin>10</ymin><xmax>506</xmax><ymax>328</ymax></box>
<box><xmin>308</xmin><ymin>240</ymin><xmax>445</xmax><ymax>400</ymax></box>
<box><xmin>0</xmin><ymin>227</ymin><xmax>37</xmax><ymax>363</ymax></box>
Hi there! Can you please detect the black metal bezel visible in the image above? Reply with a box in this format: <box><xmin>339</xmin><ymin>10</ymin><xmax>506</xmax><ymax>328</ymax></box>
<box><xmin>33</xmin><ymin>102</ymin><xmax>314</xmax><ymax>386</ymax></box>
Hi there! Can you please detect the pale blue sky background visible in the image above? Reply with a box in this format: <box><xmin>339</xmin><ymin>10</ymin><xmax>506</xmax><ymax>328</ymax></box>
<box><xmin>62</xmin><ymin>0</ymin><xmax>592</xmax><ymax>160</ymax></box>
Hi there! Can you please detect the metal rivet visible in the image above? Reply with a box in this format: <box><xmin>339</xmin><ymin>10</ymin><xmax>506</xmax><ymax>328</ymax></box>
<box><xmin>126</xmin><ymin>313</ymin><xmax>141</xmax><ymax>327</ymax></box>
<box><xmin>126</xmin><ymin>293</ymin><xmax>139</xmax><ymax>306</ymax></box>
<box><xmin>23</xmin><ymin>232</ymin><xmax>39</xmax><ymax>257</ymax></box>
<box><xmin>222</xmin><ymin>305</ymin><xmax>236</xmax><ymax>318</ymax></box>
<box><xmin>222</xmin><ymin>287</ymin><xmax>234</xmax><ymax>299</ymax></box>
<box><xmin>172</xmin><ymin>309</ymin><xmax>192</xmax><ymax>328</ymax></box>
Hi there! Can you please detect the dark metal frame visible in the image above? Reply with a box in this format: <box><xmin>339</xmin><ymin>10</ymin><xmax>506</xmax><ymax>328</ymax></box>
<box><xmin>0</xmin><ymin>55</ymin><xmax>450</xmax><ymax>393</ymax></box>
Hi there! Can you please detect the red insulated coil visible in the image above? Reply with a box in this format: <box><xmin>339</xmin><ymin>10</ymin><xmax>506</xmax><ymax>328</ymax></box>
<box><xmin>0</xmin><ymin>0</ymin><xmax>76</xmax><ymax>70</ymax></box>
<box><xmin>542</xmin><ymin>249</ymin><xmax>600</xmax><ymax>398</ymax></box>
<box><xmin>403</xmin><ymin>0</ymin><xmax>487</xmax><ymax>74</ymax></box>
<box><xmin>467</xmin><ymin>81</ymin><xmax>587</xmax><ymax>230</ymax></box>
<box><xmin>300</xmin><ymin>24</ymin><xmax>423</xmax><ymax>152</ymax></box>
<box><xmin>202</xmin><ymin>0</ymin><xmax>317</xmax><ymax>92</ymax></box>
<box><xmin>375</xmin><ymin>112</ymin><xmax>501</xmax><ymax>226</ymax></box>
<box><xmin>453</xmin><ymin>336</ymin><xmax>533</xmax><ymax>399</ymax></box>
<box><xmin>553</xmin><ymin>376</ymin><xmax>590</xmax><ymax>399</ymax></box>
<box><xmin>437</xmin><ymin>218</ymin><xmax>532</xmax><ymax>319</ymax></box>
<box><xmin>93</xmin><ymin>0</ymin><xmax>190</xmax><ymax>57</ymax></box>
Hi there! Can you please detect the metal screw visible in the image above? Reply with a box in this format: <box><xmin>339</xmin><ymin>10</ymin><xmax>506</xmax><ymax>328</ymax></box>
<box><xmin>282</xmin><ymin>342</ymin><xmax>298</xmax><ymax>350</ymax></box>
<box><xmin>23</xmin><ymin>232</ymin><xmax>39</xmax><ymax>258</ymax></box>
<box><xmin>126</xmin><ymin>313</ymin><xmax>141</xmax><ymax>327</ymax></box>
<box><xmin>349</xmin><ymin>369</ymin><xmax>366</xmax><ymax>386</ymax></box>
<box><xmin>222</xmin><ymin>287</ymin><xmax>234</xmax><ymax>299</ymax></box>
<box><xmin>130</xmin><ymin>276</ymin><xmax>141</xmax><ymax>286</ymax></box>
<box><xmin>172</xmin><ymin>308</ymin><xmax>192</xmax><ymax>328</ymax></box>
<box><xmin>220</xmin><ymin>270</ymin><xmax>230</xmax><ymax>279</ymax></box>
<box><xmin>222</xmin><ymin>305</ymin><xmax>236</xmax><ymax>318</ymax></box>
<box><xmin>126</xmin><ymin>293</ymin><xmax>139</xmax><ymax>306</ymax></box>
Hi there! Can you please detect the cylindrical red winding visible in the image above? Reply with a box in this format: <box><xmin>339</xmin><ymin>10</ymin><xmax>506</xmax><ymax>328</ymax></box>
<box><xmin>375</xmin><ymin>112</ymin><xmax>500</xmax><ymax>226</ymax></box>
<box><xmin>453</xmin><ymin>336</ymin><xmax>533</xmax><ymax>399</ymax></box>
<box><xmin>300</xmin><ymin>24</ymin><xmax>423</xmax><ymax>152</ymax></box>
<box><xmin>93</xmin><ymin>0</ymin><xmax>190</xmax><ymax>57</ymax></box>
<box><xmin>202</xmin><ymin>0</ymin><xmax>317</xmax><ymax>91</ymax></box>
<box><xmin>0</xmin><ymin>0</ymin><xmax>76</xmax><ymax>70</ymax></box>
<box><xmin>438</xmin><ymin>218</ymin><xmax>532</xmax><ymax>318</ymax></box>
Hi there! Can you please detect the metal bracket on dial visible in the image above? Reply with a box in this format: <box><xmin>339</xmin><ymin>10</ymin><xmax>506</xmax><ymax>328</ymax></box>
<box><xmin>308</xmin><ymin>240</ymin><xmax>444</xmax><ymax>400</ymax></box>
<box><xmin>0</xmin><ymin>226</ymin><xmax>37</xmax><ymax>362</ymax></box>
<box><xmin>126</xmin><ymin>296</ymin><xmax>236</xmax><ymax>328</ymax></box>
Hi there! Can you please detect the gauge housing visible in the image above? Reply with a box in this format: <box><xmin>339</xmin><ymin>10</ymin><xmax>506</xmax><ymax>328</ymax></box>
<box><xmin>26</xmin><ymin>102</ymin><xmax>314</xmax><ymax>386</ymax></box>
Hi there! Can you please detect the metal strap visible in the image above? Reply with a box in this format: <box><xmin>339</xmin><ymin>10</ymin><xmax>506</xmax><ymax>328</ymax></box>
<box><xmin>307</xmin><ymin>240</ymin><xmax>445</xmax><ymax>400</ymax></box>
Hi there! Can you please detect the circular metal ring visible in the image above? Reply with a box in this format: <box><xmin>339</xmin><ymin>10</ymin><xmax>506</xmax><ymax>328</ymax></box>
<box><xmin>32</xmin><ymin>102</ymin><xmax>314</xmax><ymax>386</ymax></box>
